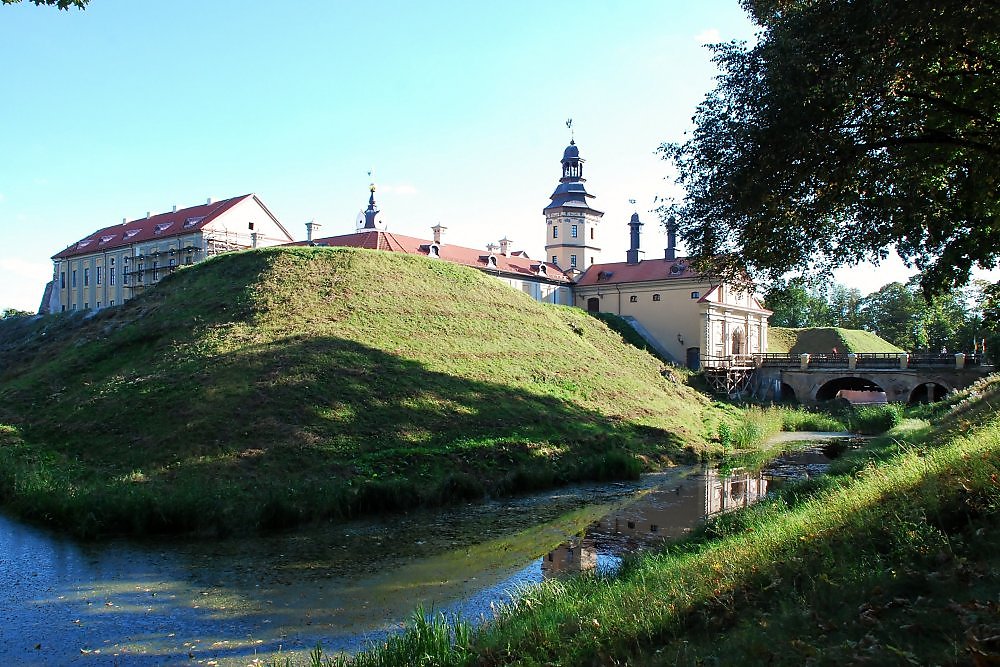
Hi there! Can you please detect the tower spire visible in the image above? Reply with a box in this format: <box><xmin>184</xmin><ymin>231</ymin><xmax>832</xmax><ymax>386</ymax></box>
<box><xmin>360</xmin><ymin>169</ymin><xmax>384</xmax><ymax>230</ymax></box>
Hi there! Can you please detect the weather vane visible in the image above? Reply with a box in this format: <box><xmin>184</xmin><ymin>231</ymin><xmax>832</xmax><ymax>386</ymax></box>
<box><xmin>566</xmin><ymin>118</ymin><xmax>574</xmax><ymax>142</ymax></box>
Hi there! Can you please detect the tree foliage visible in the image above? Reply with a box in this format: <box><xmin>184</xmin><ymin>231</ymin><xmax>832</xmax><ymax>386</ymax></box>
<box><xmin>763</xmin><ymin>276</ymin><xmax>981</xmax><ymax>353</ymax></box>
<box><xmin>1</xmin><ymin>0</ymin><xmax>88</xmax><ymax>8</ymax></box>
<box><xmin>664</xmin><ymin>0</ymin><xmax>999</xmax><ymax>296</ymax></box>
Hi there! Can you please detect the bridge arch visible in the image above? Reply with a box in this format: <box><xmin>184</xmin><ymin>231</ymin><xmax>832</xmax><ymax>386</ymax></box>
<box><xmin>908</xmin><ymin>381</ymin><xmax>950</xmax><ymax>404</ymax></box>
<box><xmin>815</xmin><ymin>376</ymin><xmax>887</xmax><ymax>402</ymax></box>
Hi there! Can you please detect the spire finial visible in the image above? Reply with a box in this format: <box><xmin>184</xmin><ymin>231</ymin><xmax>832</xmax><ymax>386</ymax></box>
<box><xmin>566</xmin><ymin>118</ymin><xmax>574</xmax><ymax>144</ymax></box>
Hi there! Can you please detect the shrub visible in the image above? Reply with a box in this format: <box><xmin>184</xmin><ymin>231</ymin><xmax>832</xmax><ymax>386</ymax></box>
<box><xmin>851</xmin><ymin>404</ymin><xmax>904</xmax><ymax>435</ymax></box>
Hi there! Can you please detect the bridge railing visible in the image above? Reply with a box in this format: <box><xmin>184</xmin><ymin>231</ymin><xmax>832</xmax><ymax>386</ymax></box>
<box><xmin>752</xmin><ymin>351</ymin><xmax>987</xmax><ymax>370</ymax></box>
<box><xmin>701</xmin><ymin>354</ymin><xmax>757</xmax><ymax>370</ymax></box>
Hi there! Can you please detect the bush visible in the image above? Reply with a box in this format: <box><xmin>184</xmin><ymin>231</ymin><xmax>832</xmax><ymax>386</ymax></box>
<box><xmin>851</xmin><ymin>404</ymin><xmax>904</xmax><ymax>435</ymax></box>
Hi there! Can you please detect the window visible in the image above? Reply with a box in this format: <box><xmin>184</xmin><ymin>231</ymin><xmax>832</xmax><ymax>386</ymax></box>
<box><xmin>72</xmin><ymin>270</ymin><xmax>77</xmax><ymax>288</ymax></box>
<box><xmin>84</xmin><ymin>302</ymin><xmax>89</xmax><ymax>309</ymax></box>
<box><xmin>152</xmin><ymin>261</ymin><xmax>159</xmax><ymax>281</ymax></box>
<box><xmin>590</xmin><ymin>257</ymin><xmax>594</xmax><ymax>265</ymax></box>
<box><xmin>83</xmin><ymin>268</ymin><xmax>89</xmax><ymax>287</ymax></box>
<box><xmin>571</xmin><ymin>225</ymin><xmax>578</xmax><ymax>238</ymax></box>
<box><xmin>552</xmin><ymin>255</ymin><xmax>558</xmax><ymax>264</ymax></box>
<box><xmin>96</xmin><ymin>266</ymin><xmax>102</xmax><ymax>286</ymax></box>
<box><xmin>61</xmin><ymin>305</ymin><xmax>66</xmax><ymax>312</ymax></box>
<box><xmin>553</xmin><ymin>226</ymin><xmax>558</xmax><ymax>238</ymax></box>
<box><xmin>627</xmin><ymin>521</ymin><xmax>636</xmax><ymax>530</ymax></box>
<box><xmin>570</xmin><ymin>254</ymin><xmax>577</xmax><ymax>267</ymax></box>
<box><xmin>169</xmin><ymin>258</ymin><xmax>176</xmax><ymax>268</ymax></box>
<box><xmin>110</xmin><ymin>259</ymin><xmax>116</xmax><ymax>285</ymax></box>
<box><xmin>110</xmin><ymin>300</ymin><xmax>115</xmax><ymax>306</ymax></box>
<box><xmin>650</xmin><ymin>524</ymin><xmax>659</xmax><ymax>532</ymax></box>
<box><xmin>690</xmin><ymin>291</ymin><xmax>700</xmax><ymax>299</ymax></box>
<box><xmin>60</xmin><ymin>272</ymin><xmax>66</xmax><ymax>289</ymax></box>
<box><xmin>629</xmin><ymin>295</ymin><xmax>638</xmax><ymax>303</ymax></box>
<box><xmin>96</xmin><ymin>301</ymin><xmax>101</xmax><ymax>309</ymax></box>
<box><xmin>590</xmin><ymin>227</ymin><xmax>594</xmax><ymax>240</ymax></box>
<box><xmin>184</xmin><ymin>256</ymin><xmax>193</xmax><ymax>265</ymax></box>
<box><xmin>137</xmin><ymin>263</ymin><xmax>143</xmax><ymax>282</ymax></box>
<box><xmin>652</xmin><ymin>293</ymin><xmax>661</xmax><ymax>301</ymax></box>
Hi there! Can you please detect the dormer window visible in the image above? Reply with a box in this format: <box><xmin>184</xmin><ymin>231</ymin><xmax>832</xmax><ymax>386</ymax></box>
<box><xmin>99</xmin><ymin>235</ymin><xmax>115</xmax><ymax>244</ymax></box>
<box><xmin>76</xmin><ymin>239</ymin><xmax>93</xmax><ymax>249</ymax></box>
<box><xmin>154</xmin><ymin>222</ymin><xmax>174</xmax><ymax>234</ymax></box>
<box><xmin>429</xmin><ymin>243</ymin><xmax>441</xmax><ymax>259</ymax></box>
<box><xmin>669</xmin><ymin>261</ymin><xmax>688</xmax><ymax>276</ymax></box>
<box><xmin>183</xmin><ymin>217</ymin><xmax>204</xmax><ymax>229</ymax></box>
<box><xmin>536</xmin><ymin>264</ymin><xmax>547</xmax><ymax>276</ymax></box>
<box><xmin>124</xmin><ymin>229</ymin><xmax>140</xmax><ymax>239</ymax></box>
<box><xmin>487</xmin><ymin>255</ymin><xmax>498</xmax><ymax>268</ymax></box>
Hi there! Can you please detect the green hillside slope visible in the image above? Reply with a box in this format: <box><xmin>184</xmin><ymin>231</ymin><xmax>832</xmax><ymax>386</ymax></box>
<box><xmin>0</xmin><ymin>247</ymin><xmax>719</xmax><ymax>536</ymax></box>
<box><xmin>768</xmin><ymin>326</ymin><xmax>904</xmax><ymax>354</ymax></box>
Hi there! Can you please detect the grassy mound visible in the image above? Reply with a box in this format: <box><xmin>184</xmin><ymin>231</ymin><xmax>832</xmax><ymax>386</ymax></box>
<box><xmin>768</xmin><ymin>326</ymin><xmax>904</xmax><ymax>354</ymax></box>
<box><xmin>0</xmin><ymin>247</ymin><xmax>720</xmax><ymax>536</ymax></box>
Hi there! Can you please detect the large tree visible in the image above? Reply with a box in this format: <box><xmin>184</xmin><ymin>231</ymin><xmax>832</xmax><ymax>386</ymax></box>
<box><xmin>664</xmin><ymin>0</ymin><xmax>999</xmax><ymax>296</ymax></box>
<box><xmin>1</xmin><ymin>0</ymin><xmax>87</xmax><ymax>8</ymax></box>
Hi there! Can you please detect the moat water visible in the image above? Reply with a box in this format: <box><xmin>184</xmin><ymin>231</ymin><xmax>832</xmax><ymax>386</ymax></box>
<box><xmin>0</xmin><ymin>434</ymin><xmax>854</xmax><ymax>665</ymax></box>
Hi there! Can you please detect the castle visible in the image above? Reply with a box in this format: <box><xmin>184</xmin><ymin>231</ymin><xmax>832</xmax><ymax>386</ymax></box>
<box><xmin>44</xmin><ymin>140</ymin><xmax>769</xmax><ymax>370</ymax></box>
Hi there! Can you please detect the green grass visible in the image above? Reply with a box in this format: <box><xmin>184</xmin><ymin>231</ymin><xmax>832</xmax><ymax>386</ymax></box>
<box><xmin>0</xmin><ymin>247</ymin><xmax>728</xmax><ymax>537</ymax></box>
<box><xmin>768</xmin><ymin>326</ymin><xmax>904</xmax><ymax>354</ymax></box>
<box><xmin>310</xmin><ymin>375</ymin><xmax>1000</xmax><ymax>666</ymax></box>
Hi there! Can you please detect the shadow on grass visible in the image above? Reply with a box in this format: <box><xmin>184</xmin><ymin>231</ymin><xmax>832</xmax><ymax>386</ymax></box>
<box><xmin>0</xmin><ymin>335</ymin><xmax>688</xmax><ymax>537</ymax></box>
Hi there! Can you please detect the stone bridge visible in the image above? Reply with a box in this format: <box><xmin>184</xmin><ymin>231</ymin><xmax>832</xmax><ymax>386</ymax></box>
<box><xmin>707</xmin><ymin>352</ymin><xmax>993</xmax><ymax>404</ymax></box>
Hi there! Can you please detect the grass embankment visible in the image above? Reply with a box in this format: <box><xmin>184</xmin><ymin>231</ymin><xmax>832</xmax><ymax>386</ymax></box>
<box><xmin>768</xmin><ymin>326</ymin><xmax>904</xmax><ymax>354</ymax></box>
<box><xmin>0</xmin><ymin>247</ymin><xmax>726</xmax><ymax>537</ymax></box>
<box><xmin>322</xmin><ymin>375</ymin><xmax>1000</xmax><ymax>666</ymax></box>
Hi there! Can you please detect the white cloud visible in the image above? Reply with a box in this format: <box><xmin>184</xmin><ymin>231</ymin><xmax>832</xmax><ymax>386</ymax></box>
<box><xmin>694</xmin><ymin>28</ymin><xmax>721</xmax><ymax>44</ymax></box>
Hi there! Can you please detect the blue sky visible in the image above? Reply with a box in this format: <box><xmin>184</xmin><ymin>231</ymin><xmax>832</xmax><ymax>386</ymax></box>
<box><xmin>0</xmin><ymin>1</ymin><xmax>932</xmax><ymax>312</ymax></box>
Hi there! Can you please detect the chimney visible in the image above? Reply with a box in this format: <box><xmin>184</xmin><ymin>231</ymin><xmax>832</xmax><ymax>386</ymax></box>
<box><xmin>172</xmin><ymin>205</ymin><xmax>177</xmax><ymax>213</ymax></box>
<box><xmin>206</xmin><ymin>197</ymin><xmax>213</xmax><ymax>205</ymax></box>
<box><xmin>146</xmin><ymin>211</ymin><xmax>151</xmax><ymax>219</ymax></box>
<box><xmin>626</xmin><ymin>212</ymin><xmax>643</xmax><ymax>264</ymax></box>
<box><xmin>305</xmin><ymin>220</ymin><xmax>321</xmax><ymax>243</ymax></box>
<box><xmin>431</xmin><ymin>224</ymin><xmax>446</xmax><ymax>244</ymax></box>
<box><xmin>665</xmin><ymin>215</ymin><xmax>677</xmax><ymax>260</ymax></box>
<box><xmin>122</xmin><ymin>217</ymin><xmax>127</xmax><ymax>225</ymax></box>
<box><xmin>498</xmin><ymin>236</ymin><xmax>511</xmax><ymax>256</ymax></box>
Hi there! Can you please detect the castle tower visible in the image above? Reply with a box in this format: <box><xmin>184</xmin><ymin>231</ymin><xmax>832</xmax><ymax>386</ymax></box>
<box><xmin>543</xmin><ymin>139</ymin><xmax>603</xmax><ymax>273</ymax></box>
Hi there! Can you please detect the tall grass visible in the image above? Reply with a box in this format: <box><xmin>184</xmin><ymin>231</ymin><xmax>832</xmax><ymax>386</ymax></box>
<box><xmin>318</xmin><ymin>396</ymin><xmax>1000</xmax><ymax>666</ymax></box>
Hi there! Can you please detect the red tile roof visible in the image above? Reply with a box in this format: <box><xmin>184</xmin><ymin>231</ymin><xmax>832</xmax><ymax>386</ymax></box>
<box><xmin>289</xmin><ymin>230</ymin><xmax>573</xmax><ymax>284</ymax></box>
<box><xmin>52</xmin><ymin>194</ymin><xmax>260</xmax><ymax>260</ymax></box>
<box><xmin>575</xmin><ymin>257</ymin><xmax>702</xmax><ymax>286</ymax></box>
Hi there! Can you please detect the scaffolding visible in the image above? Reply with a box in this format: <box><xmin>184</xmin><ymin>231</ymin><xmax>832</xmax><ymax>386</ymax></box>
<box><xmin>701</xmin><ymin>355</ymin><xmax>756</xmax><ymax>396</ymax></box>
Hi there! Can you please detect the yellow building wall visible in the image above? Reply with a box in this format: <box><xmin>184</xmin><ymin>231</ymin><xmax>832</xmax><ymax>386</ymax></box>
<box><xmin>573</xmin><ymin>278</ymin><xmax>769</xmax><ymax>366</ymax></box>
<box><xmin>544</xmin><ymin>209</ymin><xmax>602</xmax><ymax>272</ymax></box>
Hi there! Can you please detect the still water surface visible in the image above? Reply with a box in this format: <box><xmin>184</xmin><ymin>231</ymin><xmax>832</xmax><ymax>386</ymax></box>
<box><xmin>0</xmin><ymin>435</ymin><xmax>851</xmax><ymax>664</ymax></box>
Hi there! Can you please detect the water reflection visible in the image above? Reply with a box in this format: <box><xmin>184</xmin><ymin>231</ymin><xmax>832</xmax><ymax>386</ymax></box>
<box><xmin>542</xmin><ymin>449</ymin><xmax>829</xmax><ymax>577</ymax></box>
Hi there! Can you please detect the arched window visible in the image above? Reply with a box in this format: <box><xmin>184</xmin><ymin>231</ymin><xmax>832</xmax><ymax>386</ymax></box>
<box><xmin>587</xmin><ymin>297</ymin><xmax>600</xmax><ymax>312</ymax></box>
<box><xmin>731</xmin><ymin>328</ymin><xmax>744</xmax><ymax>355</ymax></box>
